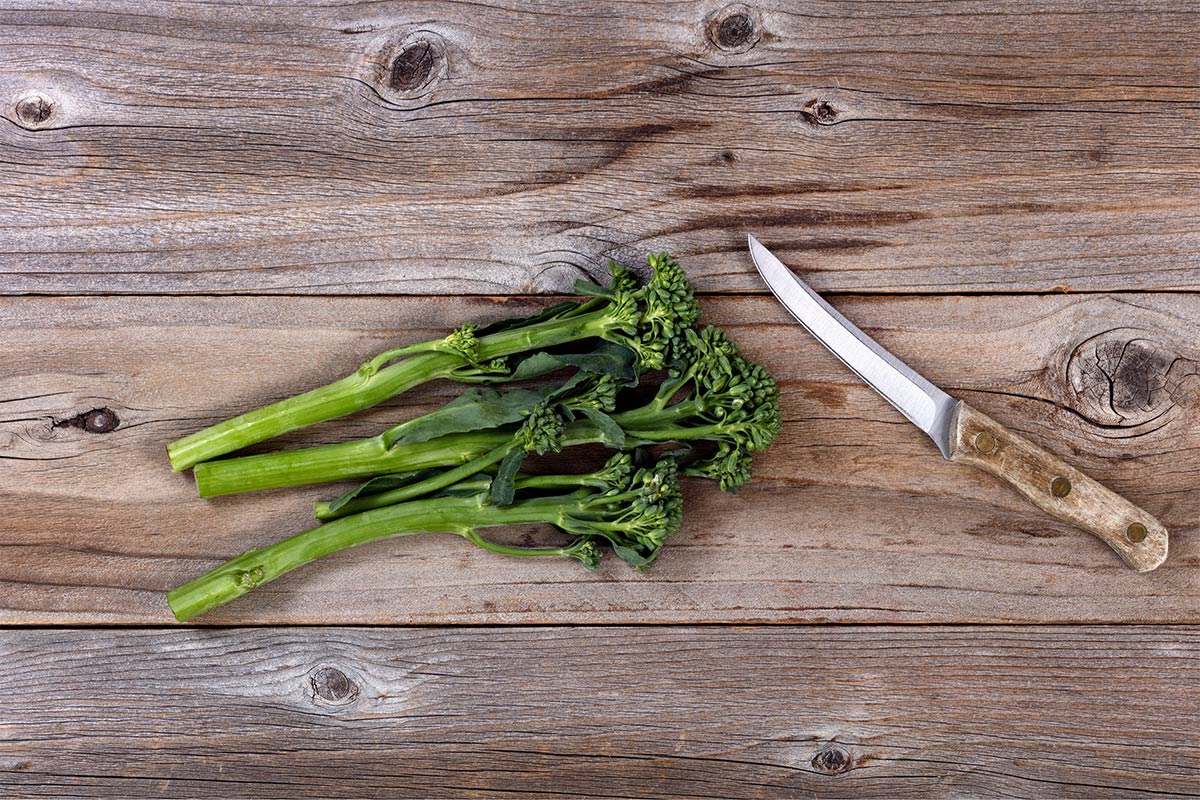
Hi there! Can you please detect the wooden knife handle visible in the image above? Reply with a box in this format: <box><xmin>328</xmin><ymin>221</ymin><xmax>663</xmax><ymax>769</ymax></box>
<box><xmin>949</xmin><ymin>402</ymin><xmax>1168</xmax><ymax>572</ymax></box>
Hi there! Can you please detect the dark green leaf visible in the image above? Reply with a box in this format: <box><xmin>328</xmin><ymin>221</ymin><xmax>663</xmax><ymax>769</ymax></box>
<box><xmin>508</xmin><ymin>341</ymin><xmax>638</xmax><ymax>384</ymax></box>
<box><xmin>612</xmin><ymin>543</ymin><xmax>656</xmax><ymax>569</ymax></box>
<box><xmin>489</xmin><ymin>447</ymin><xmax>526</xmax><ymax>507</ymax></box>
<box><xmin>579</xmin><ymin>408</ymin><xmax>625</xmax><ymax>448</ymax></box>
<box><xmin>382</xmin><ymin>388</ymin><xmax>545</xmax><ymax>449</ymax></box>
<box><xmin>322</xmin><ymin>470</ymin><xmax>431</xmax><ymax>514</ymax></box>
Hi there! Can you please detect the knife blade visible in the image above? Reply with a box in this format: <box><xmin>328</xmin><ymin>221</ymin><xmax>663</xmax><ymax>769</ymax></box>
<box><xmin>748</xmin><ymin>234</ymin><xmax>1168</xmax><ymax>572</ymax></box>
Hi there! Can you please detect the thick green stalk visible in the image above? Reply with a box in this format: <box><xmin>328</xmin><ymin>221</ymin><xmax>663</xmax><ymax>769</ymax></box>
<box><xmin>194</xmin><ymin>430</ymin><xmax>511</xmax><ymax>498</ymax></box>
<box><xmin>168</xmin><ymin>352</ymin><xmax>458</xmax><ymax>473</ymax></box>
<box><xmin>166</xmin><ymin>494</ymin><xmax>579</xmax><ymax>622</ymax></box>
<box><xmin>193</xmin><ymin>407</ymin><xmax>668</xmax><ymax>498</ymax></box>
<box><xmin>167</xmin><ymin>307</ymin><xmax>617</xmax><ymax>471</ymax></box>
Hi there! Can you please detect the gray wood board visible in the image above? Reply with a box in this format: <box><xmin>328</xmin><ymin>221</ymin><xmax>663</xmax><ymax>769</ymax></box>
<box><xmin>1</xmin><ymin>1</ymin><xmax>1197</xmax><ymax>294</ymax></box>
<box><xmin>2</xmin><ymin>293</ymin><xmax>1196</xmax><ymax>624</ymax></box>
<box><xmin>2</xmin><ymin>625</ymin><xmax>1197</xmax><ymax>799</ymax></box>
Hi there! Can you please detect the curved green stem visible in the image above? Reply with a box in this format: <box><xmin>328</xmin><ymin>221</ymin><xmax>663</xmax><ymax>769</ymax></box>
<box><xmin>461</xmin><ymin>529</ymin><xmax>579</xmax><ymax>559</ymax></box>
<box><xmin>313</xmin><ymin>444</ymin><xmax>512</xmax><ymax>519</ymax></box>
<box><xmin>166</xmin><ymin>494</ymin><xmax>579</xmax><ymax>622</ymax></box>
<box><xmin>167</xmin><ymin>352</ymin><xmax>458</xmax><ymax>472</ymax></box>
<box><xmin>314</xmin><ymin>464</ymin><xmax>611</xmax><ymax>520</ymax></box>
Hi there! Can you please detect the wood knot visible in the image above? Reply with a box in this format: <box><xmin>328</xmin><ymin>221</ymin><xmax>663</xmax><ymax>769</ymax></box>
<box><xmin>1066</xmin><ymin>328</ymin><xmax>1191</xmax><ymax>428</ymax></box>
<box><xmin>811</xmin><ymin>743</ymin><xmax>854</xmax><ymax>775</ymax></box>
<box><xmin>310</xmin><ymin>665</ymin><xmax>359</xmax><ymax>705</ymax></box>
<box><xmin>14</xmin><ymin>92</ymin><xmax>54</xmax><ymax>129</ymax></box>
<box><xmin>802</xmin><ymin>98</ymin><xmax>838</xmax><ymax>126</ymax></box>
<box><xmin>374</xmin><ymin>33</ymin><xmax>447</xmax><ymax>102</ymax></box>
<box><xmin>390</xmin><ymin>39</ymin><xmax>438</xmax><ymax>92</ymax></box>
<box><xmin>707</xmin><ymin>4</ymin><xmax>761</xmax><ymax>53</ymax></box>
<box><xmin>55</xmin><ymin>407</ymin><xmax>120</xmax><ymax>434</ymax></box>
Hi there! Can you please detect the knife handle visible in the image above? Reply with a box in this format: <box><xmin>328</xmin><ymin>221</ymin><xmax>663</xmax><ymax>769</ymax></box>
<box><xmin>949</xmin><ymin>402</ymin><xmax>1168</xmax><ymax>572</ymax></box>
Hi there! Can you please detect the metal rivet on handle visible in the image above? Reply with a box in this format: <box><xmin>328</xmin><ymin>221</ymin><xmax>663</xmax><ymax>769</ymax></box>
<box><xmin>973</xmin><ymin>431</ymin><xmax>997</xmax><ymax>454</ymax></box>
<box><xmin>1050</xmin><ymin>476</ymin><xmax>1072</xmax><ymax>498</ymax></box>
<box><xmin>1126</xmin><ymin>523</ymin><xmax>1148</xmax><ymax>543</ymax></box>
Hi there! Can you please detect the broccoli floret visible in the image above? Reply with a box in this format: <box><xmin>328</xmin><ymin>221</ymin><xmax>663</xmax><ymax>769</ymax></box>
<box><xmin>606</xmin><ymin>325</ymin><xmax>781</xmax><ymax>489</ymax></box>
<box><xmin>516</xmin><ymin>403</ymin><xmax>567</xmax><ymax>456</ymax></box>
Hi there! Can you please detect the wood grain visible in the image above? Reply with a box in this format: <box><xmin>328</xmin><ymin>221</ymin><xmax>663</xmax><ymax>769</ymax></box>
<box><xmin>1</xmin><ymin>1</ymin><xmax>1198</xmax><ymax>294</ymax></box>
<box><xmin>1</xmin><ymin>625</ymin><xmax>1197</xmax><ymax>799</ymax></box>
<box><xmin>2</xmin><ymin>293</ymin><xmax>1197</xmax><ymax>625</ymax></box>
<box><xmin>950</xmin><ymin>402</ymin><xmax>1170</xmax><ymax>572</ymax></box>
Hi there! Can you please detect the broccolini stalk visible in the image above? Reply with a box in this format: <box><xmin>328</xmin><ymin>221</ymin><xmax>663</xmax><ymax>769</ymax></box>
<box><xmin>166</xmin><ymin>254</ymin><xmax>698</xmax><ymax>471</ymax></box>
<box><xmin>167</xmin><ymin>456</ymin><xmax>680</xmax><ymax>622</ymax></box>
<box><xmin>315</xmin><ymin>441</ymin><xmax>637</xmax><ymax>519</ymax></box>
<box><xmin>194</xmin><ymin>325</ymin><xmax>781</xmax><ymax>502</ymax></box>
<box><xmin>193</xmin><ymin>372</ymin><xmax>626</xmax><ymax>498</ymax></box>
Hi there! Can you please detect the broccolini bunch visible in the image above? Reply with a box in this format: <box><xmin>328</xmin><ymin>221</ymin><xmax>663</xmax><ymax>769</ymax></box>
<box><xmin>165</xmin><ymin>254</ymin><xmax>780</xmax><ymax>622</ymax></box>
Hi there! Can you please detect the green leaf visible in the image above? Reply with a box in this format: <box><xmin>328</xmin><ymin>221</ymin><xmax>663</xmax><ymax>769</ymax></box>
<box><xmin>322</xmin><ymin>470</ymin><xmax>431</xmax><ymax>515</ymax></box>
<box><xmin>611</xmin><ymin>543</ymin><xmax>656</xmax><ymax>569</ymax></box>
<box><xmin>572</xmin><ymin>278</ymin><xmax>615</xmax><ymax>299</ymax></box>
<box><xmin>489</xmin><ymin>447</ymin><xmax>526</xmax><ymax>507</ymax></box>
<box><xmin>508</xmin><ymin>341</ymin><xmax>639</xmax><ymax>384</ymax></box>
<box><xmin>579</xmin><ymin>408</ymin><xmax>625</xmax><ymax>448</ymax></box>
<box><xmin>382</xmin><ymin>388</ymin><xmax>545</xmax><ymax>449</ymax></box>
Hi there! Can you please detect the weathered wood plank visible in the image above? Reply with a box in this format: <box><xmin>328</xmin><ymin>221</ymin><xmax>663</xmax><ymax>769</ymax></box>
<box><xmin>1</xmin><ymin>293</ymin><xmax>1196</xmax><ymax>624</ymax></box>
<box><xmin>1</xmin><ymin>1</ymin><xmax>1197</xmax><ymax>294</ymax></box>
<box><xmin>1</xmin><ymin>625</ymin><xmax>1197</xmax><ymax>799</ymax></box>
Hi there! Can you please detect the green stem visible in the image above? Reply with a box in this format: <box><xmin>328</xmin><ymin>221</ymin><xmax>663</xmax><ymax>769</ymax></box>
<box><xmin>617</xmin><ymin>422</ymin><xmax>727</xmax><ymax>442</ymax></box>
<box><xmin>193</xmin><ymin>411</ymin><xmax>628</xmax><ymax>498</ymax></box>
<box><xmin>194</xmin><ymin>430</ymin><xmax>512</xmax><ymax>498</ymax></box>
<box><xmin>314</xmin><ymin>465</ymin><xmax>608</xmax><ymax>520</ymax></box>
<box><xmin>611</xmin><ymin>398</ymin><xmax>698</xmax><ymax>429</ymax></box>
<box><xmin>192</xmin><ymin>400</ymin><xmax>667</xmax><ymax>499</ymax></box>
<box><xmin>166</xmin><ymin>307</ymin><xmax>617</xmax><ymax>471</ymax></box>
<box><xmin>312</xmin><ymin>444</ymin><xmax>512</xmax><ymax>519</ymax></box>
<box><xmin>167</xmin><ymin>352</ymin><xmax>457</xmax><ymax>472</ymax></box>
<box><xmin>166</xmin><ymin>494</ymin><xmax>576</xmax><ymax>622</ymax></box>
<box><xmin>460</xmin><ymin>528</ymin><xmax>580</xmax><ymax>559</ymax></box>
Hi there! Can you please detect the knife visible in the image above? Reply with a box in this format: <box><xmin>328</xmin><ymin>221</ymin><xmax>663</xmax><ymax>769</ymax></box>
<box><xmin>747</xmin><ymin>235</ymin><xmax>1168</xmax><ymax>571</ymax></box>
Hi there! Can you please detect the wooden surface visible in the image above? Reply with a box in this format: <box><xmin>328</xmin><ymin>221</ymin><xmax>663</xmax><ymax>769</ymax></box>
<box><xmin>1</xmin><ymin>1</ymin><xmax>1198</xmax><ymax>295</ymax></box>
<box><xmin>3</xmin><ymin>293</ymin><xmax>1200</xmax><ymax>625</ymax></box>
<box><xmin>2</xmin><ymin>0</ymin><xmax>1198</xmax><ymax>797</ymax></box>
<box><xmin>3</xmin><ymin>626</ymin><xmax>1198</xmax><ymax>799</ymax></box>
